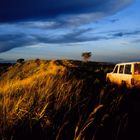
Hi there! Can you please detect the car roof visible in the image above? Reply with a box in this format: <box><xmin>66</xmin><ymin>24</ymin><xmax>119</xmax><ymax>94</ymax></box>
<box><xmin>116</xmin><ymin>62</ymin><xmax>140</xmax><ymax>65</ymax></box>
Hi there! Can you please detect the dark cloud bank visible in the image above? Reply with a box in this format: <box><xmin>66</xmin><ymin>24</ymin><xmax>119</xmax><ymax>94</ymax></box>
<box><xmin>0</xmin><ymin>0</ymin><xmax>132</xmax><ymax>22</ymax></box>
<box><xmin>1</xmin><ymin>28</ymin><xmax>140</xmax><ymax>53</ymax></box>
<box><xmin>0</xmin><ymin>0</ymin><xmax>133</xmax><ymax>53</ymax></box>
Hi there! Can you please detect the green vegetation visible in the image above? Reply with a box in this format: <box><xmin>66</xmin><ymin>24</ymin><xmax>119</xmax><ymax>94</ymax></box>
<box><xmin>0</xmin><ymin>60</ymin><xmax>139</xmax><ymax>140</ymax></box>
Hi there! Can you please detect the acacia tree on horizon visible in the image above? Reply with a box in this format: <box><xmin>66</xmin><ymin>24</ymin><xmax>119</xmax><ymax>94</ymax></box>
<box><xmin>81</xmin><ymin>52</ymin><xmax>92</xmax><ymax>62</ymax></box>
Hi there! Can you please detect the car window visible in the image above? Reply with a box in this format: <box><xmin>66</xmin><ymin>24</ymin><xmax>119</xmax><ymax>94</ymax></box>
<box><xmin>119</xmin><ymin>65</ymin><xmax>124</xmax><ymax>74</ymax></box>
<box><xmin>134</xmin><ymin>63</ymin><xmax>140</xmax><ymax>74</ymax></box>
<box><xmin>113</xmin><ymin>65</ymin><xmax>118</xmax><ymax>73</ymax></box>
<box><xmin>124</xmin><ymin>64</ymin><xmax>131</xmax><ymax>74</ymax></box>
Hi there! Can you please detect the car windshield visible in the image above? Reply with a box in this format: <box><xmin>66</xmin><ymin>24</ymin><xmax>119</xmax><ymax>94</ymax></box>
<box><xmin>134</xmin><ymin>63</ymin><xmax>140</xmax><ymax>74</ymax></box>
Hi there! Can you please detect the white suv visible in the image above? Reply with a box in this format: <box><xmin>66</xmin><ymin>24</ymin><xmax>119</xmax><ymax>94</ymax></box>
<box><xmin>106</xmin><ymin>62</ymin><xmax>140</xmax><ymax>88</ymax></box>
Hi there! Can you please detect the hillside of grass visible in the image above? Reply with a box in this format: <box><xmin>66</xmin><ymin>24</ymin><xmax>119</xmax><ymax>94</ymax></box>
<box><xmin>0</xmin><ymin>59</ymin><xmax>140</xmax><ymax>140</ymax></box>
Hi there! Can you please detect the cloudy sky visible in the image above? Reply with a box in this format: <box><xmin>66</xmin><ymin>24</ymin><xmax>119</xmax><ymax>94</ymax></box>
<box><xmin>0</xmin><ymin>0</ymin><xmax>140</xmax><ymax>62</ymax></box>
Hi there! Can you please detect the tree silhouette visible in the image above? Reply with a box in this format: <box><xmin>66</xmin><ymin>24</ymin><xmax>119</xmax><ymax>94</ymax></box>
<box><xmin>16</xmin><ymin>58</ymin><xmax>25</xmax><ymax>63</ymax></box>
<box><xmin>81</xmin><ymin>52</ymin><xmax>92</xmax><ymax>62</ymax></box>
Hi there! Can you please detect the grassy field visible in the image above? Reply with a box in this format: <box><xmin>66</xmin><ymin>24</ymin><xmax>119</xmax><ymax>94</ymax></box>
<box><xmin>0</xmin><ymin>59</ymin><xmax>140</xmax><ymax>140</ymax></box>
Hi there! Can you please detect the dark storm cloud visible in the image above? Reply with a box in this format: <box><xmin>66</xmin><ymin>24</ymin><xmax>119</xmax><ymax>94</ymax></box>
<box><xmin>1</xmin><ymin>27</ymin><xmax>140</xmax><ymax>53</ymax></box>
<box><xmin>109</xmin><ymin>19</ymin><xmax>119</xmax><ymax>23</ymax></box>
<box><xmin>0</xmin><ymin>27</ymin><xmax>140</xmax><ymax>53</ymax></box>
<box><xmin>111</xmin><ymin>30</ymin><xmax>140</xmax><ymax>37</ymax></box>
<box><xmin>0</xmin><ymin>0</ymin><xmax>132</xmax><ymax>22</ymax></box>
<box><xmin>0</xmin><ymin>0</ymin><xmax>136</xmax><ymax>52</ymax></box>
<box><xmin>0</xmin><ymin>28</ymin><xmax>107</xmax><ymax>52</ymax></box>
<box><xmin>35</xmin><ymin>28</ymin><xmax>107</xmax><ymax>44</ymax></box>
<box><xmin>0</xmin><ymin>0</ymin><xmax>134</xmax><ymax>53</ymax></box>
<box><xmin>0</xmin><ymin>34</ymin><xmax>36</xmax><ymax>52</ymax></box>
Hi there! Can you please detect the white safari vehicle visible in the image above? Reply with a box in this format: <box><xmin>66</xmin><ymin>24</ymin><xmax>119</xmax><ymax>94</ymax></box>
<box><xmin>106</xmin><ymin>62</ymin><xmax>140</xmax><ymax>88</ymax></box>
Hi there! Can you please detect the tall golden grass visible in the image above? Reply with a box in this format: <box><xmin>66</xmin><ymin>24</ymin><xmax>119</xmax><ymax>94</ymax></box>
<box><xmin>0</xmin><ymin>59</ymin><xmax>139</xmax><ymax>140</ymax></box>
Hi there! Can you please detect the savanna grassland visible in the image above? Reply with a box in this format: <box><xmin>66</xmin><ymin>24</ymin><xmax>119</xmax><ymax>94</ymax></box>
<box><xmin>0</xmin><ymin>59</ymin><xmax>140</xmax><ymax>140</ymax></box>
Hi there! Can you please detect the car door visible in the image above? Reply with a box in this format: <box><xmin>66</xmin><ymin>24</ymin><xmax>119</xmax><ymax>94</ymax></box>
<box><xmin>118</xmin><ymin>64</ymin><xmax>125</xmax><ymax>85</ymax></box>
<box><xmin>123</xmin><ymin>64</ymin><xmax>132</xmax><ymax>86</ymax></box>
<box><xmin>111</xmin><ymin>65</ymin><xmax>119</xmax><ymax>84</ymax></box>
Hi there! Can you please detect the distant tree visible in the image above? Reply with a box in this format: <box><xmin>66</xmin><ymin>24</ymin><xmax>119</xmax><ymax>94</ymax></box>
<box><xmin>81</xmin><ymin>52</ymin><xmax>92</xmax><ymax>62</ymax></box>
<box><xmin>35</xmin><ymin>58</ymin><xmax>41</xmax><ymax>65</ymax></box>
<box><xmin>16</xmin><ymin>58</ymin><xmax>25</xmax><ymax>63</ymax></box>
